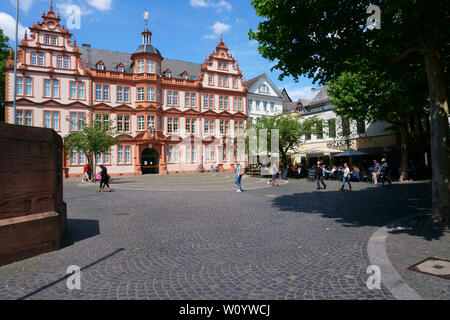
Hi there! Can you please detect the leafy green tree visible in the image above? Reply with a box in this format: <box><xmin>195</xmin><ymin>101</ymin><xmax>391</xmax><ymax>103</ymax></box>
<box><xmin>249</xmin><ymin>0</ymin><xmax>449</xmax><ymax>221</ymax></box>
<box><xmin>328</xmin><ymin>58</ymin><xmax>429</xmax><ymax>181</ymax></box>
<box><xmin>64</xmin><ymin>115</ymin><xmax>122</xmax><ymax>181</ymax></box>
<box><xmin>0</xmin><ymin>29</ymin><xmax>11</xmax><ymax>122</ymax></box>
<box><xmin>247</xmin><ymin>114</ymin><xmax>321</xmax><ymax>165</ymax></box>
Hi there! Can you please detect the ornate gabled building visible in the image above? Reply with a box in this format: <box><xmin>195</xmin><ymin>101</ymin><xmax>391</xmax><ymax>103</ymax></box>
<box><xmin>5</xmin><ymin>4</ymin><xmax>248</xmax><ymax>177</ymax></box>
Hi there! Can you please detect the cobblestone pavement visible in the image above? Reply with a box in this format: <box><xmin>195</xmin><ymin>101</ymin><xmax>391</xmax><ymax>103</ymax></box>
<box><xmin>386</xmin><ymin>221</ymin><xmax>450</xmax><ymax>300</ymax></box>
<box><xmin>0</xmin><ymin>174</ymin><xmax>435</xmax><ymax>299</ymax></box>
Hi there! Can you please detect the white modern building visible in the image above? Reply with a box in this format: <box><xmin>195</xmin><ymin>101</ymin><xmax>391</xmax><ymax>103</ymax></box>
<box><xmin>246</xmin><ymin>74</ymin><xmax>284</xmax><ymax>122</ymax></box>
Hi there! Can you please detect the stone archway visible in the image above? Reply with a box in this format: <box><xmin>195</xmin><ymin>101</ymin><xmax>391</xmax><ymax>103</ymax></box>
<box><xmin>141</xmin><ymin>148</ymin><xmax>159</xmax><ymax>174</ymax></box>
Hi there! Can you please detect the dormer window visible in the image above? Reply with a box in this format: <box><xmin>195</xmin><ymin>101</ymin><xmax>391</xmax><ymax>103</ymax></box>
<box><xmin>117</xmin><ymin>64</ymin><xmax>125</xmax><ymax>72</ymax></box>
<box><xmin>181</xmin><ymin>72</ymin><xmax>188</xmax><ymax>80</ymax></box>
<box><xmin>97</xmin><ymin>62</ymin><xmax>105</xmax><ymax>70</ymax></box>
<box><xmin>165</xmin><ymin>72</ymin><xmax>171</xmax><ymax>78</ymax></box>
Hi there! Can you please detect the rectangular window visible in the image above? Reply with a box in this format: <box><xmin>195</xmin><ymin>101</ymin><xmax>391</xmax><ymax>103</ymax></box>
<box><xmin>147</xmin><ymin>60</ymin><xmax>155</xmax><ymax>73</ymax></box>
<box><xmin>211</xmin><ymin>146</ymin><xmax>215</xmax><ymax>161</ymax></box>
<box><xmin>209</xmin><ymin>119</ymin><xmax>214</xmax><ymax>133</ymax></box>
<box><xmin>69</xmin><ymin>112</ymin><xmax>84</xmax><ymax>131</ymax></box>
<box><xmin>79</xmin><ymin>152</ymin><xmax>85</xmax><ymax>165</ymax></box>
<box><xmin>52</xmin><ymin>80</ymin><xmax>59</xmax><ymax>98</ymax></box>
<box><xmin>167</xmin><ymin>118</ymin><xmax>173</xmax><ymax>134</ymax></box>
<box><xmin>220</xmin><ymin>120</ymin><xmax>224</xmax><ymax>134</ymax></box>
<box><xmin>31</xmin><ymin>53</ymin><xmax>37</xmax><ymax>65</ymax></box>
<box><xmin>118</xmin><ymin>146</ymin><xmax>124</xmax><ymax>164</ymax></box>
<box><xmin>103</xmin><ymin>85</ymin><xmax>109</xmax><ymax>101</ymax></box>
<box><xmin>233</xmin><ymin>97</ymin><xmax>237</xmax><ymax>110</ymax></box>
<box><xmin>174</xmin><ymin>118</ymin><xmax>179</xmax><ymax>133</ymax></box>
<box><xmin>57</xmin><ymin>56</ymin><xmax>63</xmax><ymax>68</ymax></box>
<box><xmin>225</xmin><ymin>120</ymin><xmax>229</xmax><ymax>134</ymax></box>
<box><xmin>192</xmin><ymin>146</ymin><xmax>197</xmax><ymax>163</ymax></box>
<box><xmin>209</xmin><ymin>74</ymin><xmax>213</xmax><ymax>85</ymax></box>
<box><xmin>209</xmin><ymin>95</ymin><xmax>214</xmax><ymax>108</ymax></box>
<box><xmin>125</xmin><ymin>146</ymin><xmax>131</xmax><ymax>164</ymax></box>
<box><xmin>167</xmin><ymin>90</ymin><xmax>172</xmax><ymax>105</ymax></box>
<box><xmin>45</xmin><ymin>35</ymin><xmax>50</xmax><ymax>44</ymax></box>
<box><xmin>52</xmin><ymin>37</ymin><xmax>57</xmax><ymax>45</ymax></box>
<box><xmin>342</xmin><ymin>117</ymin><xmax>351</xmax><ymax>136</ymax></box>
<box><xmin>328</xmin><ymin>119</ymin><xmax>336</xmax><ymax>138</ymax></box>
<box><xmin>316</xmin><ymin>122</ymin><xmax>323</xmax><ymax>139</ymax></box>
<box><xmin>204</xmin><ymin>94</ymin><xmax>208</xmax><ymax>108</ymax></box>
<box><xmin>70</xmin><ymin>148</ymin><xmax>77</xmax><ymax>165</ymax></box>
<box><xmin>204</xmin><ymin>119</ymin><xmax>209</xmax><ymax>134</ymax></box>
<box><xmin>24</xmin><ymin>110</ymin><xmax>32</xmax><ymax>126</ymax></box>
<box><xmin>16</xmin><ymin>77</ymin><xmax>23</xmax><ymax>95</ymax></box>
<box><xmin>191</xmin><ymin>93</ymin><xmax>195</xmax><ymax>107</ymax></box>
<box><xmin>104</xmin><ymin>150</ymin><xmax>111</xmax><ymax>164</ymax></box>
<box><xmin>223</xmin><ymin>76</ymin><xmax>228</xmax><ymax>87</ymax></box>
<box><xmin>248</xmin><ymin>99</ymin><xmax>253</xmax><ymax>111</ymax></box>
<box><xmin>186</xmin><ymin>146</ymin><xmax>191</xmax><ymax>163</ymax></box>
<box><xmin>270</xmin><ymin>102</ymin><xmax>274</xmax><ymax>112</ymax></box>
<box><xmin>147</xmin><ymin>116</ymin><xmax>155</xmax><ymax>133</ymax></box>
<box><xmin>137</xmin><ymin>60</ymin><xmax>144</xmax><ymax>73</ymax></box>
<box><xmin>263</xmin><ymin>101</ymin><xmax>268</xmax><ymax>111</ymax></box>
<box><xmin>137</xmin><ymin>87</ymin><xmax>144</xmax><ymax>101</ymax></box>
<box><xmin>185</xmin><ymin>92</ymin><xmax>190</xmax><ymax>107</ymax></box>
<box><xmin>233</xmin><ymin>77</ymin><xmax>237</xmax><ymax>88</ymax></box>
<box><xmin>168</xmin><ymin>146</ymin><xmax>174</xmax><ymax>162</ymax></box>
<box><xmin>147</xmin><ymin>87</ymin><xmax>155</xmax><ymax>101</ymax></box>
<box><xmin>224</xmin><ymin>96</ymin><xmax>228</xmax><ymax>109</ymax></box>
<box><xmin>219</xmin><ymin>96</ymin><xmax>223</xmax><ymax>109</ymax></box>
<box><xmin>173</xmin><ymin>91</ymin><xmax>178</xmax><ymax>105</ymax></box>
<box><xmin>38</xmin><ymin>53</ymin><xmax>45</xmax><ymax>66</ymax></box>
<box><xmin>234</xmin><ymin>121</ymin><xmax>238</xmax><ymax>135</ymax></box>
<box><xmin>70</xmin><ymin>82</ymin><xmax>77</xmax><ymax>99</ymax></box>
<box><xmin>357</xmin><ymin>120</ymin><xmax>366</xmax><ymax>134</ymax></box>
<box><xmin>78</xmin><ymin>82</ymin><xmax>85</xmax><ymax>99</ymax></box>
<box><xmin>44</xmin><ymin>111</ymin><xmax>59</xmax><ymax>130</ymax></box>
<box><xmin>117</xmin><ymin>86</ymin><xmax>123</xmax><ymax>102</ymax></box>
<box><xmin>44</xmin><ymin>111</ymin><xmax>51</xmax><ymax>128</ymax></box>
<box><xmin>16</xmin><ymin>110</ymin><xmax>23</xmax><ymax>125</ymax></box>
<box><xmin>191</xmin><ymin>119</ymin><xmax>195</xmax><ymax>134</ymax></box>
<box><xmin>118</xmin><ymin>115</ymin><xmax>130</xmax><ymax>132</ymax></box>
<box><xmin>205</xmin><ymin>146</ymin><xmax>210</xmax><ymax>162</ymax></box>
<box><xmin>64</xmin><ymin>56</ymin><xmax>70</xmax><ymax>69</ymax></box>
<box><xmin>96</xmin><ymin>84</ymin><xmax>102</xmax><ymax>100</ymax></box>
<box><xmin>185</xmin><ymin>118</ymin><xmax>191</xmax><ymax>133</ymax></box>
<box><xmin>239</xmin><ymin>98</ymin><xmax>243</xmax><ymax>111</ymax></box>
<box><xmin>44</xmin><ymin>80</ymin><xmax>51</xmax><ymax>97</ymax></box>
<box><xmin>138</xmin><ymin>115</ymin><xmax>145</xmax><ymax>131</ymax></box>
<box><xmin>96</xmin><ymin>152</ymin><xmax>102</xmax><ymax>165</ymax></box>
<box><xmin>156</xmin><ymin>63</ymin><xmax>161</xmax><ymax>75</ymax></box>
<box><xmin>124</xmin><ymin>87</ymin><xmax>130</xmax><ymax>102</ymax></box>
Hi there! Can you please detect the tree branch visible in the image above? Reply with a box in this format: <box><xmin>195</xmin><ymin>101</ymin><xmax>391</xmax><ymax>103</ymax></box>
<box><xmin>388</xmin><ymin>46</ymin><xmax>423</xmax><ymax>63</ymax></box>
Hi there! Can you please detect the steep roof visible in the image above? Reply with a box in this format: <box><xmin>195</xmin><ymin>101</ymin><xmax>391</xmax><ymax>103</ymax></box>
<box><xmin>307</xmin><ymin>85</ymin><xmax>331</xmax><ymax>107</ymax></box>
<box><xmin>246</xmin><ymin>74</ymin><xmax>264</xmax><ymax>89</ymax></box>
<box><xmin>79</xmin><ymin>46</ymin><xmax>202</xmax><ymax>80</ymax></box>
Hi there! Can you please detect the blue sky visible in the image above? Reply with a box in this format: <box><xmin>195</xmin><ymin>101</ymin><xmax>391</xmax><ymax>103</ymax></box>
<box><xmin>1</xmin><ymin>0</ymin><xmax>319</xmax><ymax>101</ymax></box>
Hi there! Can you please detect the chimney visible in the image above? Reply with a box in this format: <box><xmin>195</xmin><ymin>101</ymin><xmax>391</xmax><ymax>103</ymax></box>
<box><xmin>82</xmin><ymin>44</ymin><xmax>91</xmax><ymax>48</ymax></box>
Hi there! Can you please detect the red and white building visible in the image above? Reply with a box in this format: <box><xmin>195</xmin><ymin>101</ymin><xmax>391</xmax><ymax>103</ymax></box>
<box><xmin>4</xmin><ymin>4</ymin><xmax>248</xmax><ymax>177</ymax></box>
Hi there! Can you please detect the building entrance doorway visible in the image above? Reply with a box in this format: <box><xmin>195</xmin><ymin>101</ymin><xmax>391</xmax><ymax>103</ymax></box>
<box><xmin>141</xmin><ymin>148</ymin><xmax>159</xmax><ymax>174</ymax></box>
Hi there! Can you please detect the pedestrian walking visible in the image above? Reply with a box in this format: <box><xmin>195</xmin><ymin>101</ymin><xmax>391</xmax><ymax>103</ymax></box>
<box><xmin>380</xmin><ymin>158</ymin><xmax>392</xmax><ymax>186</ymax></box>
<box><xmin>372</xmin><ymin>160</ymin><xmax>381</xmax><ymax>184</ymax></box>
<box><xmin>82</xmin><ymin>164</ymin><xmax>90</xmax><ymax>182</ymax></box>
<box><xmin>340</xmin><ymin>163</ymin><xmax>352</xmax><ymax>191</ymax></box>
<box><xmin>235</xmin><ymin>163</ymin><xmax>244</xmax><ymax>192</ymax></box>
<box><xmin>97</xmin><ymin>165</ymin><xmax>111</xmax><ymax>192</ymax></box>
<box><xmin>315</xmin><ymin>161</ymin><xmax>326</xmax><ymax>190</ymax></box>
<box><xmin>268</xmin><ymin>161</ymin><xmax>279</xmax><ymax>186</ymax></box>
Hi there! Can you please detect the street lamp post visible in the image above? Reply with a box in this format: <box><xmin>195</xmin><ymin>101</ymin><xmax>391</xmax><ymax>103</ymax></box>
<box><xmin>12</xmin><ymin>0</ymin><xmax>19</xmax><ymax>124</ymax></box>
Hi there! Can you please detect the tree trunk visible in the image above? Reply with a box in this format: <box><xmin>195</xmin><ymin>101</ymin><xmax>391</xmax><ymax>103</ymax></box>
<box><xmin>423</xmin><ymin>40</ymin><xmax>450</xmax><ymax>222</ymax></box>
<box><xmin>399</xmin><ymin>126</ymin><xmax>408</xmax><ymax>181</ymax></box>
<box><xmin>92</xmin><ymin>153</ymin><xmax>97</xmax><ymax>183</ymax></box>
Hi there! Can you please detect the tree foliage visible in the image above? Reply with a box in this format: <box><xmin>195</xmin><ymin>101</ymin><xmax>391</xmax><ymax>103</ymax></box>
<box><xmin>249</xmin><ymin>0</ymin><xmax>449</xmax><ymax>220</ymax></box>
<box><xmin>64</xmin><ymin>116</ymin><xmax>122</xmax><ymax>179</ymax></box>
<box><xmin>247</xmin><ymin>114</ymin><xmax>322</xmax><ymax>164</ymax></box>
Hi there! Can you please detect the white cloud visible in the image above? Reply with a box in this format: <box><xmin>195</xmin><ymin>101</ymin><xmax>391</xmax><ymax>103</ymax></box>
<box><xmin>86</xmin><ymin>0</ymin><xmax>112</xmax><ymax>11</ymax></box>
<box><xmin>286</xmin><ymin>86</ymin><xmax>318</xmax><ymax>101</ymax></box>
<box><xmin>203</xmin><ymin>21</ymin><xmax>231</xmax><ymax>39</ymax></box>
<box><xmin>0</xmin><ymin>12</ymin><xmax>29</xmax><ymax>42</ymax></box>
<box><xmin>190</xmin><ymin>0</ymin><xmax>232</xmax><ymax>12</ymax></box>
<box><xmin>9</xmin><ymin>0</ymin><xmax>34</xmax><ymax>13</ymax></box>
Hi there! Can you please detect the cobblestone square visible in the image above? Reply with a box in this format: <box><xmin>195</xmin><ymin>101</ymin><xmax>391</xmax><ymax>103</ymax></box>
<box><xmin>0</xmin><ymin>173</ymin><xmax>447</xmax><ymax>300</ymax></box>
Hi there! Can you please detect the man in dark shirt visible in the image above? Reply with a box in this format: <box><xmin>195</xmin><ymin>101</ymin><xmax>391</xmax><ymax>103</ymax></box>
<box><xmin>315</xmin><ymin>161</ymin><xmax>326</xmax><ymax>190</ymax></box>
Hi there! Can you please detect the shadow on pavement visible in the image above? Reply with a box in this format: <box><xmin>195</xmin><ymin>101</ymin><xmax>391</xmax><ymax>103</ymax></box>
<box><xmin>61</xmin><ymin>218</ymin><xmax>100</xmax><ymax>248</ymax></box>
<box><xmin>271</xmin><ymin>181</ymin><xmax>443</xmax><ymax>240</ymax></box>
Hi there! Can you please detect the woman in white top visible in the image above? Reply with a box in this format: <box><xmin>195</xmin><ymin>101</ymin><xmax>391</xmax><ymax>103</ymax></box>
<box><xmin>340</xmin><ymin>163</ymin><xmax>352</xmax><ymax>191</ymax></box>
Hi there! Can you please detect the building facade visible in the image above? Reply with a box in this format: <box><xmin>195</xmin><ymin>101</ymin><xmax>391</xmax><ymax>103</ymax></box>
<box><xmin>291</xmin><ymin>86</ymin><xmax>399</xmax><ymax>164</ymax></box>
<box><xmin>246</xmin><ymin>73</ymin><xmax>284</xmax><ymax>122</ymax></box>
<box><xmin>5</xmin><ymin>4</ymin><xmax>248</xmax><ymax>177</ymax></box>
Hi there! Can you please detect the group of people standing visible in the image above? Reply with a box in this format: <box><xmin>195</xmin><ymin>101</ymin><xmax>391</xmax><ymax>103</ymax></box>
<box><xmin>313</xmin><ymin>160</ymin><xmax>352</xmax><ymax>191</ymax></box>
<box><xmin>81</xmin><ymin>163</ymin><xmax>111</xmax><ymax>192</ymax></box>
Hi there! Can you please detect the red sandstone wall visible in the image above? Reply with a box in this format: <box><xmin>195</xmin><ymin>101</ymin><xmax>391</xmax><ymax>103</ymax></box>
<box><xmin>0</xmin><ymin>123</ymin><xmax>64</xmax><ymax>220</ymax></box>
<box><xmin>0</xmin><ymin>123</ymin><xmax>66</xmax><ymax>265</ymax></box>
